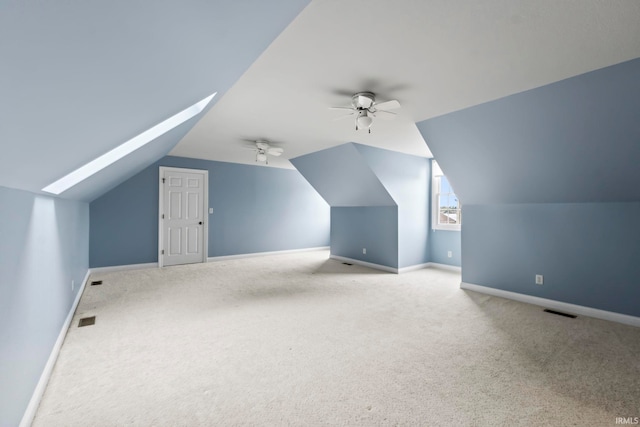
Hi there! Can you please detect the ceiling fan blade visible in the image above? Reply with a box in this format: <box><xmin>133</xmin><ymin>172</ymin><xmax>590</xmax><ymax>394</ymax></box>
<box><xmin>267</xmin><ymin>147</ymin><xmax>283</xmax><ymax>156</ymax></box>
<box><xmin>374</xmin><ymin>99</ymin><xmax>401</xmax><ymax>110</ymax></box>
<box><xmin>329</xmin><ymin>106</ymin><xmax>353</xmax><ymax>111</ymax></box>
<box><xmin>256</xmin><ymin>141</ymin><xmax>269</xmax><ymax>150</ymax></box>
<box><xmin>374</xmin><ymin>110</ymin><xmax>397</xmax><ymax>120</ymax></box>
<box><xmin>333</xmin><ymin>112</ymin><xmax>355</xmax><ymax>121</ymax></box>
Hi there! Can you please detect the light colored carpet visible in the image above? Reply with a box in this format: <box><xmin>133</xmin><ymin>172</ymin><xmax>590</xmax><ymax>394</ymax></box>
<box><xmin>34</xmin><ymin>250</ymin><xmax>640</xmax><ymax>426</ymax></box>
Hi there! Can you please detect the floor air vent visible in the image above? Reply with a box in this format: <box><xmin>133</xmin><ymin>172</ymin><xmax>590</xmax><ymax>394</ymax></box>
<box><xmin>91</xmin><ymin>280</ymin><xmax>103</xmax><ymax>286</ymax></box>
<box><xmin>543</xmin><ymin>309</ymin><xmax>577</xmax><ymax>319</ymax></box>
<box><xmin>78</xmin><ymin>316</ymin><xmax>96</xmax><ymax>327</ymax></box>
<box><xmin>342</xmin><ymin>262</ymin><xmax>353</xmax><ymax>266</ymax></box>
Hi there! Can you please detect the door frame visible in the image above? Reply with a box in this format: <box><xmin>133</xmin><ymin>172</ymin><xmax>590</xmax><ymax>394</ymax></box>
<box><xmin>158</xmin><ymin>166</ymin><xmax>209</xmax><ymax>268</ymax></box>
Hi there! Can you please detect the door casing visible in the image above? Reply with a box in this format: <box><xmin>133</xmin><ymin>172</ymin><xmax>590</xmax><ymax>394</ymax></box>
<box><xmin>158</xmin><ymin>166</ymin><xmax>209</xmax><ymax>267</ymax></box>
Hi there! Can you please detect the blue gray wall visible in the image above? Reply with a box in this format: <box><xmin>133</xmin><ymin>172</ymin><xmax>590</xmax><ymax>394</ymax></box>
<box><xmin>0</xmin><ymin>186</ymin><xmax>89</xmax><ymax>427</ymax></box>
<box><xmin>418</xmin><ymin>58</ymin><xmax>640</xmax><ymax>206</ymax></box>
<box><xmin>463</xmin><ymin>203</ymin><xmax>640</xmax><ymax>317</ymax></box>
<box><xmin>354</xmin><ymin>144</ymin><xmax>434</xmax><ymax>268</ymax></box>
<box><xmin>429</xmin><ymin>230</ymin><xmax>461</xmax><ymax>267</ymax></box>
<box><xmin>291</xmin><ymin>143</ymin><xmax>399</xmax><ymax>268</ymax></box>
<box><xmin>292</xmin><ymin>143</ymin><xmax>453</xmax><ymax>269</ymax></box>
<box><xmin>90</xmin><ymin>156</ymin><xmax>330</xmax><ymax>267</ymax></box>
<box><xmin>417</xmin><ymin>58</ymin><xmax>640</xmax><ymax>315</ymax></box>
<box><xmin>331</xmin><ymin>207</ymin><xmax>399</xmax><ymax>268</ymax></box>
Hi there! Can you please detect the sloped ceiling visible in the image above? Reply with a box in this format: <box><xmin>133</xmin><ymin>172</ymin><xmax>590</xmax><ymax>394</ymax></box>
<box><xmin>0</xmin><ymin>0</ymin><xmax>309</xmax><ymax>201</ymax></box>
<box><xmin>173</xmin><ymin>0</ymin><xmax>640</xmax><ymax>169</ymax></box>
<box><xmin>417</xmin><ymin>58</ymin><xmax>640</xmax><ymax>205</ymax></box>
<box><xmin>291</xmin><ymin>143</ymin><xmax>396</xmax><ymax>207</ymax></box>
<box><xmin>3</xmin><ymin>1</ymin><xmax>640</xmax><ymax>202</ymax></box>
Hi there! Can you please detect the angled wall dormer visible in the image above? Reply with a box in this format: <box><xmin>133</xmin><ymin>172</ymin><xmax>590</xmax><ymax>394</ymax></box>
<box><xmin>291</xmin><ymin>143</ymin><xmax>396</xmax><ymax>207</ymax></box>
<box><xmin>416</xmin><ymin>58</ymin><xmax>640</xmax><ymax>318</ymax></box>
<box><xmin>292</xmin><ymin>143</ymin><xmax>431</xmax><ymax>270</ymax></box>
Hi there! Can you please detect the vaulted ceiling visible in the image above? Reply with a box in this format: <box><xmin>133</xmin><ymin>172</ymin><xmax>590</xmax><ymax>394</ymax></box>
<box><xmin>174</xmin><ymin>0</ymin><xmax>640</xmax><ymax>168</ymax></box>
<box><xmin>2</xmin><ymin>0</ymin><xmax>640</xmax><ymax>201</ymax></box>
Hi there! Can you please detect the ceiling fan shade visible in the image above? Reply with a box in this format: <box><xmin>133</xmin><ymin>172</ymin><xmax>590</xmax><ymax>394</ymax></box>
<box><xmin>356</xmin><ymin>111</ymin><xmax>373</xmax><ymax>129</ymax></box>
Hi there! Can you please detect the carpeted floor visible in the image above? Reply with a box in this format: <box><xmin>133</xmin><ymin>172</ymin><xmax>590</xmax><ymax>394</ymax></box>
<box><xmin>34</xmin><ymin>250</ymin><xmax>640</xmax><ymax>426</ymax></box>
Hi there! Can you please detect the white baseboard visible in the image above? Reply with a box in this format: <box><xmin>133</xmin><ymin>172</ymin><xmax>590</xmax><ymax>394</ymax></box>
<box><xmin>20</xmin><ymin>269</ymin><xmax>91</xmax><ymax>427</ymax></box>
<box><xmin>426</xmin><ymin>262</ymin><xmax>462</xmax><ymax>273</ymax></box>
<box><xmin>329</xmin><ymin>255</ymin><xmax>398</xmax><ymax>273</ymax></box>
<box><xmin>398</xmin><ymin>262</ymin><xmax>431</xmax><ymax>274</ymax></box>
<box><xmin>208</xmin><ymin>246</ymin><xmax>329</xmax><ymax>262</ymax></box>
<box><xmin>89</xmin><ymin>248</ymin><xmax>331</xmax><ymax>274</ymax></box>
<box><xmin>90</xmin><ymin>262</ymin><xmax>158</xmax><ymax>275</ymax></box>
<box><xmin>328</xmin><ymin>257</ymin><xmax>462</xmax><ymax>275</ymax></box>
<box><xmin>461</xmin><ymin>282</ymin><xmax>640</xmax><ymax>328</ymax></box>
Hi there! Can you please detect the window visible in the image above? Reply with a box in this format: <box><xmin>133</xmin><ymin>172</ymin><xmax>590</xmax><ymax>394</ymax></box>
<box><xmin>432</xmin><ymin>160</ymin><xmax>461</xmax><ymax>231</ymax></box>
<box><xmin>42</xmin><ymin>92</ymin><xmax>216</xmax><ymax>195</ymax></box>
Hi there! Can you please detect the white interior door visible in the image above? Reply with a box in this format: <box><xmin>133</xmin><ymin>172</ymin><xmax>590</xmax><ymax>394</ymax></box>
<box><xmin>159</xmin><ymin>167</ymin><xmax>208</xmax><ymax>267</ymax></box>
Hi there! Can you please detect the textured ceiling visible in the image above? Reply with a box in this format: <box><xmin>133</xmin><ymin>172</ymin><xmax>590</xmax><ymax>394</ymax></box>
<box><xmin>173</xmin><ymin>0</ymin><xmax>640</xmax><ymax>169</ymax></box>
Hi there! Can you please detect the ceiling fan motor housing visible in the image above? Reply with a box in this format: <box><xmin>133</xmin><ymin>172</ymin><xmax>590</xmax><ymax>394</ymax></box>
<box><xmin>352</xmin><ymin>92</ymin><xmax>375</xmax><ymax>110</ymax></box>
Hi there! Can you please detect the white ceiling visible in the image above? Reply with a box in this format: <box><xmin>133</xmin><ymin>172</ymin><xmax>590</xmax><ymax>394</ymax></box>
<box><xmin>172</xmin><ymin>0</ymin><xmax>640</xmax><ymax>169</ymax></box>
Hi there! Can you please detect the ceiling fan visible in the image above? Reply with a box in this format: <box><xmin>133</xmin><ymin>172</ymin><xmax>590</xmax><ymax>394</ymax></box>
<box><xmin>244</xmin><ymin>140</ymin><xmax>283</xmax><ymax>164</ymax></box>
<box><xmin>330</xmin><ymin>92</ymin><xmax>401</xmax><ymax>133</ymax></box>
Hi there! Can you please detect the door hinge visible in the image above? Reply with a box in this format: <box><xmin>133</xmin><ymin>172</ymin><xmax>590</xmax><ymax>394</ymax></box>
<box><xmin>162</xmin><ymin>178</ymin><xmax>165</xmax><ymax>183</ymax></box>
<box><xmin>162</xmin><ymin>214</ymin><xmax>165</xmax><ymax>219</ymax></box>
<box><xmin>161</xmin><ymin>249</ymin><xmax>165</xmax><ymax>255</ymax></box>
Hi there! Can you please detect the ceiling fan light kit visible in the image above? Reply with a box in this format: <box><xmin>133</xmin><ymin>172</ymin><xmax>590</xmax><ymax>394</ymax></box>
<box><xmin>240</xmin><ymin>91</ymin><xmax>399</xmax><ymax>164</ymax></box>
<box><xmin>356</xmin><ymin>110</ymin><xmax>373</xmax><ymax>131</ymax></box>
<box><xmin>330</xmin><ymin>91</ymin><xmax>401</xmax><ymax>133</ymax></box>
<box><xmin>244</xmin><ymin>139</ymin><xmax>283</xmax><ymax>165</ymax></box>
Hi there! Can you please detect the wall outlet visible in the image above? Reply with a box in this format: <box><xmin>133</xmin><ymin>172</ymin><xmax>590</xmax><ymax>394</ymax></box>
<box><xmin>447</xmin><ymin>251</ymin><xmax>452</xmax><ymax>258</ymax></box>
<box><xmin>209</xmin><ymin>208</ymin><xmax>213</xmax><ymax>214</ymax></box>
<box><xmin>71</xmin><ymin>280</ymin><xmax>75</xmax><ymax>291</ymax></box>
<box><xmin>362</xmin><ymin>248</ymin><xmax>367</xmax><ymax>254</ymax></box>
<box><xmin>535</xmin><ymin>275</ymin><xmax>544</xmax><ymax>285</ymax></box>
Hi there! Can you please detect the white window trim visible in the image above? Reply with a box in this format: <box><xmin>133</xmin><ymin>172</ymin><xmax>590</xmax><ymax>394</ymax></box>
<box><xmin>431</xmin><ymin>160</ymin><xmax>461</xmax><ymax>231</ymax></box>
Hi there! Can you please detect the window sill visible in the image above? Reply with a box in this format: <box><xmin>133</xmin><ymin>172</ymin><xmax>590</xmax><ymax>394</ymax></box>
<box><xmin>432</xmin><ymin>226</ymin><xmax>461</xmax><ymax>232</ymax></box>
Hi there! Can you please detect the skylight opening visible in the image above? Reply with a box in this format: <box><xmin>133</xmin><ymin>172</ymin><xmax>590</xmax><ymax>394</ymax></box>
<box><xmin>42</xmin><ymin>93</ymin><xmax>216</xmax><ymax>195</ymax></box>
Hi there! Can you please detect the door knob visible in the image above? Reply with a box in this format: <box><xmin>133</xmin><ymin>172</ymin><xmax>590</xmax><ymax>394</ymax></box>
<box><xmin>199</xmin><ymin>221</ymin><xmax>203</xmax><ymax>225</ymax></box>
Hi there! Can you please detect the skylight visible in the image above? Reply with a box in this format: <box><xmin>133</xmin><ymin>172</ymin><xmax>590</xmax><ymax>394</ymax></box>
<box><xmin>42</xmin><ymin>93</ymin><xmax>216</xmax><ymax>195</ymax></box>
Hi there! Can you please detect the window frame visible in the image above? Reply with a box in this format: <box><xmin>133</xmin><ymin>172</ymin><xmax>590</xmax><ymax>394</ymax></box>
<box><xmin>431</xmin><ymin>161</ymin><xmax>461</xmax><ymax>231</ymax></box>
